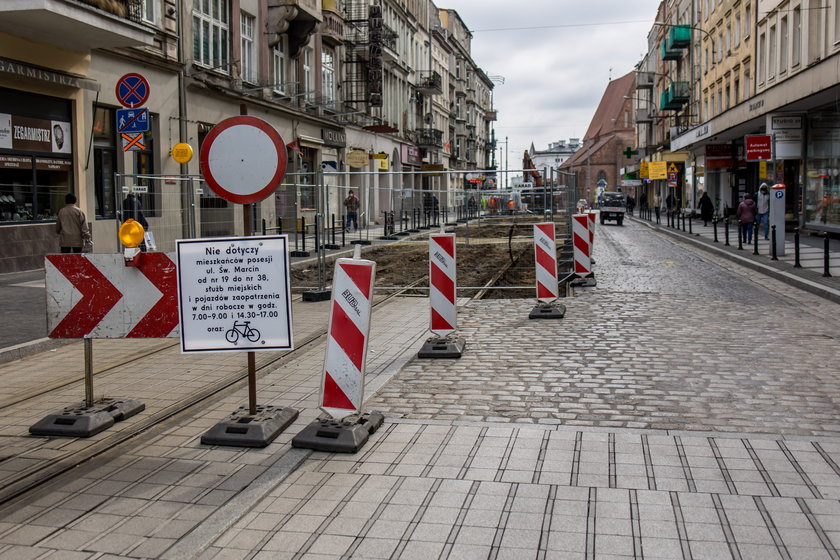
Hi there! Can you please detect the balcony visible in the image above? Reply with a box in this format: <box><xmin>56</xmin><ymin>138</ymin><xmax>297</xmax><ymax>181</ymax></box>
<box><xmin>268</xmin><ymin>0</ymin><xmax>322</xmax><ymax>57</ymax></box>
<box><xmin>415</xmin><ymin>128</ymin><xmax>444</xmax><ymax>148</ymax></box>
<box><xmin>661</xmin><ymin>39</ymin><xmax>682</xmax><ymax>61</ymax></box>
<box><xmin>668</xmin><ymin>25</ymin><xmax>691</xmax><ymax>49</ymax></box>
<box><xmin>0</xmin><ymin>0</ymin><xmax>155</xmax><ymax>51</ymax></box>
<box><xmin>320</xmin><ymin>10</ymin><xmax>345</xmax><ymax>46</ymax></box>
<box><xmin>635</xmin><ymin>71</ymin><xmax>655</xmax><ymax>89</ymax></box>
<box><xmin>415</xmin><ymin>71</ymin><xmax>442</xmax><ymax>95</ymax></box>
<box><xmin>659</xmin><ymin>81</ymin><xmax>690</xmax><ymax>110</ymax></box>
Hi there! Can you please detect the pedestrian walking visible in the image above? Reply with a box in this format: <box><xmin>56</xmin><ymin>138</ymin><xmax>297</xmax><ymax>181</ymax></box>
<box><xmin>756</xmin><ymin>183</ymin><xmax>770</xmax><ymax>239</ymax></box>
<box><xmin>654</xmin><ymin>193</ymin><xmax>661</xmax><ymax>222</ymax></box>
<box><xmin>627</xmin><ymin>195</ymin><xmax>635</xmax><ymax>216</ymax></box>
<box><xmin>344</xmin><ymin>189</ymin><xmax>359</xmax><ymax>231</ymax></box>
<box><xmin>737</xmin><ymin>193</ymin><xmax>757</xmax><ymax>244</ymax></box>
<box><xmin>698</xmin><ymin>191</ymin><xmax>714</xmax><ymax>226</ymax></box>
<box><xmin>56</xmin><ymin>193</ymin><xmax>90</xmax><ymax>254</ymax></box>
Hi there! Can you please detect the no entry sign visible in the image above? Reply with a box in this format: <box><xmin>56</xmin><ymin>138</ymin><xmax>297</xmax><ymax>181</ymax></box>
<box><xmin>199</xmin><ymin>116</ymin><xmax>287</xmax><ymax>204</ymax></box>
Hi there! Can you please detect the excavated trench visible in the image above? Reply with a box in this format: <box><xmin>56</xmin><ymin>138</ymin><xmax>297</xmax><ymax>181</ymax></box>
<box><xmin>291</xmin><ymin>217</ymin><xmax>569</xmax><ymax>299</ymax></box>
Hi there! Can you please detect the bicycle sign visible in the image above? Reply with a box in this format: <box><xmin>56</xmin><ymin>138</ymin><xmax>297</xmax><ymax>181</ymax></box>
<box><xmin>175</xmin><ymin>235</ymin><xmax>294</xmax><ymax>353</ymax></box>
<box><xmin>225</xmin><ymin>321</ymin><xmax>260</xmax><ymax>344</ymax></box>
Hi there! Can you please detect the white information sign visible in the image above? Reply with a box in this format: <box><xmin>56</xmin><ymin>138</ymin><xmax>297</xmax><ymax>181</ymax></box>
<box><xmin>176</xmin><ymin>235</ymin><xmax>294</xmax><ymax>353</ymax></box>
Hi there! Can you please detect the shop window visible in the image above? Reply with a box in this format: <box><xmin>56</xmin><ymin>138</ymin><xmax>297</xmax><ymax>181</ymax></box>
<box><xmin>0</xmin><ymin>87</ymin><xmax>73</xmax><ymax>223</ymax></box>
<box><xmin>806</xmin><ymin>112</ymin><xmax>840</xmax><ymax>228</ymax></box>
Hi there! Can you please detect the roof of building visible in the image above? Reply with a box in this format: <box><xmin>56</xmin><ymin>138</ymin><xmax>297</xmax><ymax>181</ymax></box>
<box><xmin>560</xmin><ymin>71</ymin><xmax>635</xmax><ymax>169</ymax></box>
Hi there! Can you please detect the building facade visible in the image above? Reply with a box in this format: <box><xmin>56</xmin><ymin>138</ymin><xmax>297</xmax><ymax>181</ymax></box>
<box><xmin>636</xmin><ymin>0</ymin><xmax>840</xmax><ymax>232</ymax></box>
<box><xmin>0</xmin><ymin>0</ymin><xmax>494</xmax><ymax>273</ymax></box>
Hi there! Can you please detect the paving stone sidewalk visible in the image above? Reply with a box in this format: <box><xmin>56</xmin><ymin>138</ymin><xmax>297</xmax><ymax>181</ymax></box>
<box><xmin>0</xmin><ymin>220</ymin><xmax>839</xmax><ymax>559</ymax></box>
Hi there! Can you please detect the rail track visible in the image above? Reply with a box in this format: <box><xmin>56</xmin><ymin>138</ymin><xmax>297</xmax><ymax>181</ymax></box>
<box><xmin>0</xmin><ymin>242</ymin><xmax>536</xmax><ymax>505</ymax></box>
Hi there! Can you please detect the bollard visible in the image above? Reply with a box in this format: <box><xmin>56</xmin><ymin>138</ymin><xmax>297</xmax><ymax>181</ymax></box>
<box><xmin>771</xmin><ymin>225</ymin><xmax>778</xmax><ymax>260</ymax></box>
<box><xmin>754</xmin><ymin>225</ymin><xmax>759</xmax><ymax>255</ymax></box>
<box><xmin>794</xmin><ymin>228</ymin><xmax>801</xmax><ymax>268</ymax></box>
<box><xmin>681</xmin><ymin>212</ymin><xmax>685</xmax><ymax>231</ymax></box>
<box><xmin>737</xmin><ymin>220</ymin><xmax>743</xmax><ymax>250</ymax></box>
<box><xmin>725</xmin><ymin>219</ymin><xmax>730</xmax><ymax>246</ymax></box>
<box><xmin>261</xmin><ymin>218</ymin><xmax>267</xmax><ymax>235</ymax></box>
<box><xmin>713</xmin><ymin>218</ymin><xmax>718</xmax><ymax>243</ymax></box>
<box><xmin>341</xmin><ymin>216</ymin><xmax>346</xmax><ymax>246</ymax></box>
<box><xmin>824</xmin><ymin>234</ymin><xmax>832</xmax><ymax>277</ymax></box>
<box><xmin>290</xmin><ymin>216</ymin><xmax>310</xmax><ymax>257</ymax></box>
<box><xmin>688</xmin><ymin>213</ymin><xmax>692</xmax><ymax>234</ymax></box>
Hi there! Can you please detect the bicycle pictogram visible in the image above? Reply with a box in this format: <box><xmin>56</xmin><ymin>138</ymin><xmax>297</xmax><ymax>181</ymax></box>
<box><xmin>225</xmin><ymin>321</ymin><xmax>261</xmax><ymax>344</ymax></box>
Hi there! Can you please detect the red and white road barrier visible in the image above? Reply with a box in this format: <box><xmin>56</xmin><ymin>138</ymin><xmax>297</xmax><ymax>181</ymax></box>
<box><xmin>573</xmin><ymin>213</ymin><xmax>592</xmax><ymax>276</ymax></box>
<box><xmin>588</xmin><ymin>211</ymin><xmax>596</xmax><ymax>249</ymax></box>
<box><xmin>319</xmin><ymin>256</ymin><xmax>376</xmax><ymax>419</ymax></box>
<box><xmin>46</xmin><ymin>253</ymin><xmax>178</xmax><ymax>338</ymax></box>
<box><xmin>429</xmin><ymin>233</ymin><xmax>457</xmax><ymax>335</ymax></box>
<box><xmin>533</xmin><ymin>223</ymin><xmax>558</xmax><ymax>302</ymax></box>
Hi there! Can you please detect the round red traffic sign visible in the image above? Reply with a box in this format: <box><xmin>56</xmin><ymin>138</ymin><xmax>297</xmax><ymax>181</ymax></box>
<box><xmin>199</xmin><ymin>116</ymin><xmax>287</xmax><ymax>204</ymax></box>
<box><xmin>115</xmin><ymin>73</ymin><xmax>150</xmax><ymax>108</ymax></box>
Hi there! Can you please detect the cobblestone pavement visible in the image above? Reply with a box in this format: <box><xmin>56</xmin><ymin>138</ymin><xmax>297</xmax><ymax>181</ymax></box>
<box><xmin>368</xmin><ymin>220</ymin><xmax>840</xmax><ymax>436</ymax></box>
<box><xmin>2</xmin><ymin>219</ymin><xmax>840</xmax><ymax>559</ymax></box>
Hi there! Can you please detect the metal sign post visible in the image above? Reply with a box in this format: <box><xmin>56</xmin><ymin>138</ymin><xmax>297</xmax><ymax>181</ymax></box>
<box><xmin>196</xmin><ymin>115</ymin><xmax>297</xmax><ymax>447</ymax></box>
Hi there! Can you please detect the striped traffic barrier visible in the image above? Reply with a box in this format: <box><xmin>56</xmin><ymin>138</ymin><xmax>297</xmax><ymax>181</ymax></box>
<box><xmin>571</xmin><ymin>213</ymin><xmax>596</xmax><ymax>287</ymax></box>
<box><xmin>530</xmin><ymin>222</ymin><xmax>566</xmax><ymax>319</ymax></box>
<box><xmin>419</xmin><ymin>232</ymin><xmax>466</xmax><ymax>358</ymax></box>
<box><xmin>293</xmin><ymin>250</ymin><xmax>383</xmax><ymax>452</ymax></box>
<box><xmin>588</xmin><ymin>211</ymin><xmax>596</xmax><ymax>265</ymax></box>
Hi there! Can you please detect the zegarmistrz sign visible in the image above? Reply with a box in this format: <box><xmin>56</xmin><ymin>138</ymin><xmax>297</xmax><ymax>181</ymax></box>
<box><xmin>176</xmin><ymin>236</ymin><xmax>294</xmax><ymax>353</ymax></box>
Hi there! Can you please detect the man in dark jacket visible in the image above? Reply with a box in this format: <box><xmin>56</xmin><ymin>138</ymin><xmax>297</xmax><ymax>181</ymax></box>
<box><xmin>736</xmin><ymin>193</ymin><xmax>757</xmax><ymax>244</ymax></box>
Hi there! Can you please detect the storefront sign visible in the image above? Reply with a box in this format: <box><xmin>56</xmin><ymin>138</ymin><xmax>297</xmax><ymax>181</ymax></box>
<box><xmin>321</xmin><ymin>128</ymin><xmax>346</xmax><ymax>148</ymax></box>
<box><xmin>376</xmin><ymin>156</ymin><xmax>389</xmax><ymax>170</ymax></box>
<box><xmin>367</xmin><ymin>5</ymin><xmax>384</xmax><ymax>107</ymax></box>
<box><xmin>639</xmin><ymin>160</ymin><xmax>649</xmax><ymax>179</ymax></box>
<box><xmin>0</xmin><ymin>154</ymin><xmax>31</xmax><ymax>169</ymax></box>
<box><xmin>35</xmin><ymin>157</ymin><xmax>72</xmax><ymax>171</ymax></box>
<box><xmin>401</xmin><ymin>144</ymin><xmax>421</xmax><ymax>166</ymax></box>
<box><xmin>648</xmin><ymin>161</ymin><xmax>667</xmax><ymax>180</ymax></box>
<box><xmin>0</xmin><ymin>57</ymin><xmax>99</xmax><ymax>91</ymax></box>
<box><xmin>705</xmin><ymin>143</ymin><xmax>734</xmax><ymax>169</ymax></box>
<box><xmin>0</xmin><ymin>114</ymin><xmax>71</xmax><ymax>154</ymax></box>
<box><xmin>745</xmin><ymin>135</ymin><xmax>772</xmax><ymax>161</ymax></box>
<box><xmin>768</xmin><ymin>114</ymin><xmax>803</xmax><ymax>160</ymax></box>
<box><xmin>346</xmin><ymin>150</ymin><xmax>368</xmax><ymax>168</ymax></box>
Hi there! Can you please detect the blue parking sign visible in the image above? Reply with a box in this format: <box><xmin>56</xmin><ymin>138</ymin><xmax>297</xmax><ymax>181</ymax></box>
<box><xmin>116</xmin><ymin>108</ymin><xmax>149</xmax><ymax>133</ymax></box>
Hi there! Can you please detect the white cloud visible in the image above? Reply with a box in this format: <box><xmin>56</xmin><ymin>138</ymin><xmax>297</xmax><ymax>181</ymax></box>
<box><xmin>441</xmin><ymin>0</ymin><xmax>661</xmax><ymax>171</ymax></box>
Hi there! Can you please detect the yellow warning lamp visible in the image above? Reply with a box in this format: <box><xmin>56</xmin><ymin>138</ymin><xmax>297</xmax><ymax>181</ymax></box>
<box><xmin>119</xmin><ymin>218</ymin><xmax>145</xmax><ymax>266</ymax></box>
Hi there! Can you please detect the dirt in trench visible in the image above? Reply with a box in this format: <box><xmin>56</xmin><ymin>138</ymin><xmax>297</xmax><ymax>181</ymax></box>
<box><xmin>292</xmin><ymin>216</ymin><xmax>567</xmax><ymax>299</ymax></box>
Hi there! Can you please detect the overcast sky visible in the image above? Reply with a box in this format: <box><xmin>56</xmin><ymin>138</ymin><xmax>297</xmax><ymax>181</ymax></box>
<box><xmin>441</xmin><ymin>0</ymin><xmax>662</xmax><ymax>170</ymax></box>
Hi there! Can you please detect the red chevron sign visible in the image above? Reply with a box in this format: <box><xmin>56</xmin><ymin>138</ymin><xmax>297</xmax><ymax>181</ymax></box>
<box><xmin>46</xmin><ymin>253</ymin><xmax>179</xmax><ymax>339</ymax></box>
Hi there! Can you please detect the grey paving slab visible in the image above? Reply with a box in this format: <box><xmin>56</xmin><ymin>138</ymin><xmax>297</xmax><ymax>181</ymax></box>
<box><xmin>0</xmin><ymin>218</ymin><xmax>839</xmax><ymax>559</ymax></box>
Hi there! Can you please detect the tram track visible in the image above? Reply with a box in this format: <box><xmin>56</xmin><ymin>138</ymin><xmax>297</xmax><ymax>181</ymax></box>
<box><xmin>0</xmin><ymin>285</ymin><xmax>426</xmax><ymax>505</ymax></box>
<box><xmin>0</xmin><ymin>230</ymin><xmax>533</xmax><ymax>505</ymax></box>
